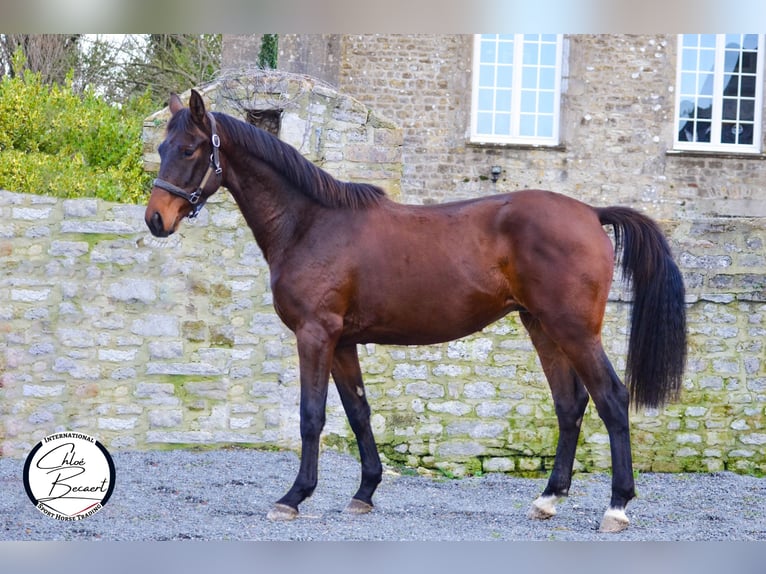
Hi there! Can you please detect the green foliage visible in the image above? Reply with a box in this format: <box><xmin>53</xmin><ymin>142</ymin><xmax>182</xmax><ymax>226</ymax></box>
<box><xmin>258</xmin><ymin>34</ymin><xmax>278</xmax><ymax>69</ymax></box>
<box><xmin>0</xmin><ymin>50</ymin><xmax>154</xmax><ymax>203</ymax></box>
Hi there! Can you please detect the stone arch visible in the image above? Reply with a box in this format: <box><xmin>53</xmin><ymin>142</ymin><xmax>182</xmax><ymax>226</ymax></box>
<box><xmin>142</xmin><ymin>70</ymin><xmax>402</xmax><ymax>199</ymax></box>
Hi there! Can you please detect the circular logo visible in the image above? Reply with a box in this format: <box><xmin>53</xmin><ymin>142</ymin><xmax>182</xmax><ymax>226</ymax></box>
<box><xmin>23</xmin><ymin>433</ymin><xmax>115</xmax><ymax>521</ymax></box>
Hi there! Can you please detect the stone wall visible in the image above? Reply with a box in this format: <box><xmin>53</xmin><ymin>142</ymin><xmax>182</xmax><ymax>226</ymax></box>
<box><xmin>1</xmin><ymin>189</ymin><xmax>764</xmax><ymax>476</ymax></box>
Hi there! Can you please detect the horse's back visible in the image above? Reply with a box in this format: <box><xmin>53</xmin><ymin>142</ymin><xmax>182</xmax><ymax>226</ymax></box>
<box><xmin>315</xmin><ymin>189</ymin><xmax>616</xmax><ymax>345</ymax></box>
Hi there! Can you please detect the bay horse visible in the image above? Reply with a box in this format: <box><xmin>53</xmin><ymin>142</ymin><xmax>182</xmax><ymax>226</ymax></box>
<box><xmin>145</xmin><ymin>90</ymin><xmax>686</xmax><ymax>533</ymax></box>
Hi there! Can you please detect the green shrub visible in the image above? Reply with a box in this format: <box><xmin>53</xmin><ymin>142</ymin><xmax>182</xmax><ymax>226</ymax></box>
<box><xmin>0</xmin><ymin>53</ymin><xmax>154</xmax><ymax>204</ymax></box>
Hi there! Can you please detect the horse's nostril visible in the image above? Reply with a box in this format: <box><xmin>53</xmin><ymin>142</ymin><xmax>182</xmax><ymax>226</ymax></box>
<box><xmin>147</xmin><ymin>211</ymin><xmax>168</xmax><ymax>237</ymax></box>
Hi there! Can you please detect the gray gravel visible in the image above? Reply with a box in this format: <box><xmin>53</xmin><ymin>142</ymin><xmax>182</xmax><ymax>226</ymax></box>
<box><xmin>1</xmin><ymin>447</ymin><xmax>765</xmax><ymax>541</ymax></box>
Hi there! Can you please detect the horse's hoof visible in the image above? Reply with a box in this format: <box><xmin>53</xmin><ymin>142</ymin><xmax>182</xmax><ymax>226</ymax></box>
<box><xmin>527</xmin><ymin>495</ymin><xmax>558</xmax><ymax>520</ymax></box>
<box><xmin>267</xmin><ymin>503</ymin><xmax>299</xmax><ymax>521</ymax></box>
<box><xmin>345</xmin><ymin>498</ymin><xmax>374</xmax><ymax>514</ymax></box>
<box><xmin>599</xmin><ymin>507</ymin><xmax>629</xmax><ymax>533</ymax></box>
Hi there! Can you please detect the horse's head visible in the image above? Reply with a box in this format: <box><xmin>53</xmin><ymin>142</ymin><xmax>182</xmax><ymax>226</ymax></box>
<box><xmin>145</xmin><ymin>90</ymin><xmax>223</xmax><ymax>237</ymax></box>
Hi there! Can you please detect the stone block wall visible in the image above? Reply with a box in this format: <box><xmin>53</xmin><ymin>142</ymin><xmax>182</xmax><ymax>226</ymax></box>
<box><xmin>1</xmin><ymin>189</ymin><xmax>764</xmax><ymax>476</ymax></box>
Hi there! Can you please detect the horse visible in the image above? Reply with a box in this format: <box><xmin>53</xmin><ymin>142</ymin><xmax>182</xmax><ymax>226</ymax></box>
<box><xmin>144</xmin><ymin>90</ymin><xmax>687</xmax><ymax>533</ymax></box>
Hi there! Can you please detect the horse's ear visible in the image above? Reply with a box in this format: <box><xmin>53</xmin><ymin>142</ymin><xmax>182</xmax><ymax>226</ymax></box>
<box><xmin>189</xmin><ymin>89</ymin><xmax>207</xmax><ymax>128</ymax></box>
<box><xmin>168</xmin><ymin>93</ymin><xmax>184</xmax><ymax>115</ymax></box>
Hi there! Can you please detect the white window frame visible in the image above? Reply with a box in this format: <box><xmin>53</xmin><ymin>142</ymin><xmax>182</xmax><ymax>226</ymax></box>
<box><xmin>674</xmin><ymin>34</ymin><xmax>764</xmax><ymax>154</ymax></box>
<box><xmin>470</xmin><ymin>34</ymin><xmax>563</xmax><ymax>146</ymax></box>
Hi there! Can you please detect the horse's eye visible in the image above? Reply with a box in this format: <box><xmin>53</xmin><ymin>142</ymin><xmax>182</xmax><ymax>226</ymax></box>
<box><xmin>182</xmin><ymin>148</ymin><xmax>195</xmax><ymax>157</ymax></box>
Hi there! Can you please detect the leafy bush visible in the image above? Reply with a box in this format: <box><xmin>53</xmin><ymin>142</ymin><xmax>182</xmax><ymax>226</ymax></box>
<box><xmin>0</xmin><ymin>52</ymin><xmax>154</xmax><ymax>204</ymax></box>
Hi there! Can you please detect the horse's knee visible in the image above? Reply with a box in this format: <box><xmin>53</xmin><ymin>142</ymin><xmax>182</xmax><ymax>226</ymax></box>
<box><xmin>299</xmin><ymin>407</ymin><xmax>326</xmax><ymax>441</ymax></box>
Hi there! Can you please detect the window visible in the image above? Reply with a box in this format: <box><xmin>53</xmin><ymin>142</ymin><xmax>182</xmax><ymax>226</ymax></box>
<box><xmin>674</xmin><ymin>34</ymin><xmax>764</xmax><ymax>153</ymax></box>
<box><xmin>247</xmin><ymin>108</ymin><xmax>282</xmax><ymax>136</ymax></box>
<box><xmin>471</xmin><ymin>34</ymin><xmax>563</xmax><ymax>146</ymax></box>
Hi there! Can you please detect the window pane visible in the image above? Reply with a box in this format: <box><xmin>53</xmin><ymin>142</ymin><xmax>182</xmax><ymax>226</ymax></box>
<box><xmin>699</xmin><ymin>49</ymin><xmax>715</xmax><ymax>72</ymax></box>
<box><xmin>741</xmin><ymin>75</ymin><xmax>756</xmax><ymax>97</ymax></box>
<box><xmin>540</xmin><ymin>43</ymin><xmax>556</xmax><ymax>65</ymax></box>
<box><xmin>741</xmin><ymin>51</ymin><xmax>757</xmax><ymax>73</ymax></box>
<box><xmin>519</xmin><ymin>114</ymin><xmax>535</xmax><ymax>136</ymax></box>
<box><xmin>522</xmin><ymin>67</ymin><xmax>538</xmax><ymax>88</ymax></box>
<box><xmin>476</xmin><ymin>112</ymin><xmax>492</xmax><ymax>134</ymax></box>
<box><xmin>740</xmin><ymin>99</ymin><xmax>755</xmax><ymax>121</ymax></box>
<box><xmin>697</xmin><ymin>121</ymin><xmax>711</xmax><ymax>141</ymax></box>
<box><xmin>497</xmin><ymin>42</ymin><xmax>514</xmax><ymax>64</ymax></box>
<box><xmin>495</xmin><ymin>89</ymin><xmax>512</xmax><ymax>112</ymax></box>
<box><xmin>480</xmin><ymin>40</ymin><xmax>496</xmax><ymax>63</ymax></box>
<box><xmin>539</xmin><ymin>67</ymin><xmax>555</xmax><ymax>90</ymax></box>
<box><xmin>537</xmin><ymin>115</ymin><xmax>553</xmax><ymax>138</ymax></box>
<box><xmin>494</xmin><ymin>113</ymin><xmax>511</xmax><ymax>135</ymax></box>
<box><xmin>520</xmin><ymin>90</ymin><xmax>536</xmax><ymax>113</ymax></box>
<box><xmin>698</xmin><ymin>73</ymin><xmax>714</xmax><ymax>95</ymax></box>
<box><xmin>722</xmin><ymin>98</ymin><xmax>738</xmax><ymax>120</ymax></box>
<box><xmin>523</xmin><ymin>44</ymin><xmax>539</xmax><ymax>66</ymax></box>
<box><xmin>744</xmin><ymin>34</ymin><xmax>758</xmax><ymax>50</ymax></box>
<box><xmin>724</xmin><ymin>50</ymin><xmax>741</xmax><ymax>73</ymax></box>
<box><xmin>479</xmin><ymin>65</ymin><xmax>496</xmax><ymax>87</ymax></box>
<box><xmin>496</xmin><ymin>66</ymin><xmax>513</xmax><ymax>88</ymax></box>
<box><xmin>699</xmin><ymin>35</ymin><xmax>716</xmax><ymax>48</ymax></box>
<box><xmin>538</xmin><ymin>91</ymin><xmax>554</xmax><ymax>113</ymax></box>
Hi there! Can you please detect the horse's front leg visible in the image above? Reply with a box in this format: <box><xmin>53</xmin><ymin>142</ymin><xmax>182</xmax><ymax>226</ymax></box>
<box><xmin>331</xmin><ymin>344</ymin><xmax>383</xmax><ymax>513</ymax></box>
<box><xmin>267</xmin><ymin>321</ymin><xmax>338</xmax><ymax>521</ymax></box>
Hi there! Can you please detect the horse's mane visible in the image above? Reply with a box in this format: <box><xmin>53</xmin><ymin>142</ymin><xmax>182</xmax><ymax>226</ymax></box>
<box><xmin>170</xmin><ymin>110</ymin><xmax>387</xmax><ymax>209</ymax></box>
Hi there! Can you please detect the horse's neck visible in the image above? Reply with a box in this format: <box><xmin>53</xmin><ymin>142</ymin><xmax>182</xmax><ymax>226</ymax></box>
<box><xmin>224</xmin><ymin>158</ymin><xmax>313</xmax><ymax>264</ymax></box>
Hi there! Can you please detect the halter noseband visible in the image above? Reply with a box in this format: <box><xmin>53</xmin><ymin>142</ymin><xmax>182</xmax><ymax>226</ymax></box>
<box><xmin>152</xmin><ymin>112</ymin><xmax>222</xmax><ymax>219</ymax></box>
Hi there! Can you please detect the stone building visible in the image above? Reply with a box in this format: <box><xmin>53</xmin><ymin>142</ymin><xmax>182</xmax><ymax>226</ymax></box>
<box><xmin>223</xmin><ymin>34</ymin><xmax>766</xmax><ymax>219</ymax></box>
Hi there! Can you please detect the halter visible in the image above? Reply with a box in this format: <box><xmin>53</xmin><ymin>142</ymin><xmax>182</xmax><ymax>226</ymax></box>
<box><xmin>152</xmin><ymin>113</ymin><xmax>222</xmax><ymax>219</ymax></box>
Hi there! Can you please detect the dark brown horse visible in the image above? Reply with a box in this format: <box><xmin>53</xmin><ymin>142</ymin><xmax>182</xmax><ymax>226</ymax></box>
<box><xmin>145</xmin><ymin>90</ymin><xmax>686</xmax><ymax>533</ymax></box>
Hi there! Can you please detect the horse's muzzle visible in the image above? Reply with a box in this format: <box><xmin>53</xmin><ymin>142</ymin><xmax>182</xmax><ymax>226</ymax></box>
<box><xmin>146</xmin><ymin>211</ymin><xmax>172</xmax><ymax>237</ymax></box>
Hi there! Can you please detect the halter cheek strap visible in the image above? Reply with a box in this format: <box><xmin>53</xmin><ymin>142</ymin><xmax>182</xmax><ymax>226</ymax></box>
<box><xmin>153</xmin><ymin>112</ymin><xmax>222</xmax><ymax>219</ymax></box>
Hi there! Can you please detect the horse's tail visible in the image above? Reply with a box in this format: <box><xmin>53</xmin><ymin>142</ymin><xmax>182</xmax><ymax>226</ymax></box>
<box><xmin>596</xmin><ymin>206</ymin><xmax>687</xmax><ymax>409</ymax></box>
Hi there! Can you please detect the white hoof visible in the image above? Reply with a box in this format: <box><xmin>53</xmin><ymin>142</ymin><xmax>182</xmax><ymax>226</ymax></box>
<box><xmin>599</xmin><ymin>507</ymin><xmax>630</xmax><ymax>532</ymax></box>
<box><xmin>267</xmin><ymin>503</ymin><xmax>299</xmax><ymax>521</ymax></box>
<box><xmin>527</xmin><ymin>495</ymin><xmax>559</xmax><ymax>520</ymax></box>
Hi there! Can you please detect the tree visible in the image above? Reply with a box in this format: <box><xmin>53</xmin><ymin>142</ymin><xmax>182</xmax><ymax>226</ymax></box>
<box><xmin>119</xmin><ymin>34</ymin><xmax>222</xmax><ymax>106</ymax></box>
<box><xmin>0</xmin><ymin>34</ymin><xmax>80</xmax><ymax>85</ymax></box>
<box><xmin>259</xmin><ymin>34</ymin><xmax>278</xmax><ymax>69</ymax></box>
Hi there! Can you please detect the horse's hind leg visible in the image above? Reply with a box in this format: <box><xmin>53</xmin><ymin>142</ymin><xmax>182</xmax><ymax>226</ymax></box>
<box><xmin>331</xmin><ymin>344</ymin><xmax>383</xmax><ymax>513</ymax></box>
<box><xmin>521</xmin><ymin>311</ymin><xmax>635</xmax><ymax>532</ymax></box>
<box><xmin>521</xmin><ymin>312</ymin><xmax>590</xmax><ymax>521</ymax></box>
<box><xmin>574</xmin><ymin>349</ymin><xmax>635</xmax><ymax>532</ymax></box>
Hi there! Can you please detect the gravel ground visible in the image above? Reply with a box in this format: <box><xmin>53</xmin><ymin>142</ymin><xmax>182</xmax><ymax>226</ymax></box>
<box><xmin>1</xmin><ymin>447</ymin><xmax>765</xmax><ymax>541</ymax></box>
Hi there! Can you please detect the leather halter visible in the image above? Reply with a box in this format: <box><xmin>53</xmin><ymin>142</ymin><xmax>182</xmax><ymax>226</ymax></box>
<box><xmin>152</xmin><ymin>113</ymin><xmax>222</xmax><ymax>219</ymax></box>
